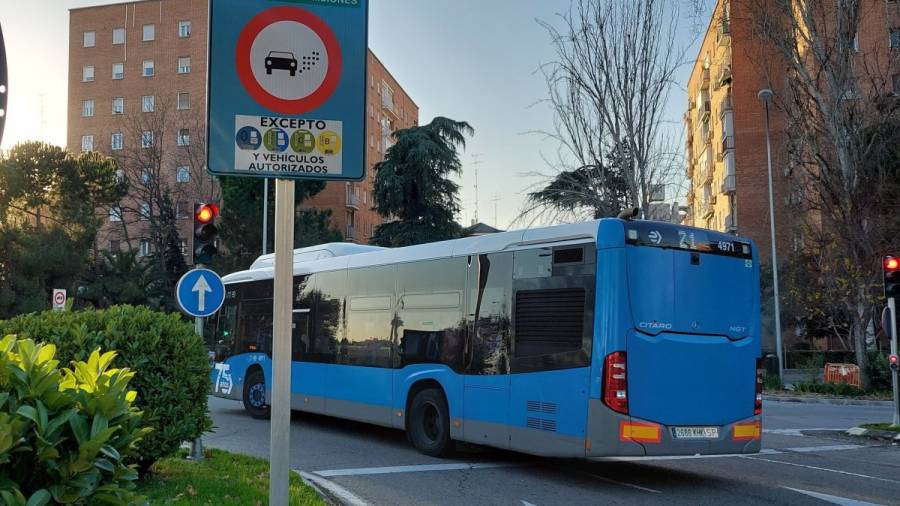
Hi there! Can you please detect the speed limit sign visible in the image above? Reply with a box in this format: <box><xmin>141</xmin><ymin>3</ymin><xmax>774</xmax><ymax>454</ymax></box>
<box><xmin>52</xmin><ymin>289</ymin><xmax>67</xmax><ymax>311</ymax></box>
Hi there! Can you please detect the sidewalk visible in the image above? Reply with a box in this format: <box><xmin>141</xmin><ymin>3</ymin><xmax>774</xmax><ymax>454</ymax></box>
<box><xmin>764</xmin><ymin>392</ymin><xmax>893</xmax><ymax>407</ymax></box>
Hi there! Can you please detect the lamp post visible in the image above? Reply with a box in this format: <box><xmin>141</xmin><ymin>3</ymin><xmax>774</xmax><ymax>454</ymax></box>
<box><xmin>758</xmin><ymin>88</ymin><xmax>784</xmax><ymax>383</ymax></box>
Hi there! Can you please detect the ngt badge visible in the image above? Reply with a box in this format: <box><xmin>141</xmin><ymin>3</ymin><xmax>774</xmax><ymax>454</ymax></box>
<box><xmin>207</xmin><ymin>0</ymin><xmax>368</xmax><ymax>181</ymax></box>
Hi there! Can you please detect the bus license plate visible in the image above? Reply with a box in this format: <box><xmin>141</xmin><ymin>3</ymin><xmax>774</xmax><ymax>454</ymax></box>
<box><xmin>673</xmin><ymin>427</ymin><xmax>719</xmax><ymax>439</ymax></box>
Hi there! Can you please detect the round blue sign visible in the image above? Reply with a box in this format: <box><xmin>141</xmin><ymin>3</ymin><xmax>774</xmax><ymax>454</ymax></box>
<box><xmin>176</xmin><ymin>268</ymin><xmax>226</xmax><ymax>318</ymax></box>
<box><xmin>236</xmin><ymin>126</ymin><xmax>262</xmax><ymax>150</ymax></box>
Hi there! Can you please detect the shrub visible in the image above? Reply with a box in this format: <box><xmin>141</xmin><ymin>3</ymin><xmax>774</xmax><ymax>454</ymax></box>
<box><xmin>865</xmin><ymin>351</ymin><xmax>891</xmax><ymax>392</ymax></box>
<box><xmin>0</xmin><ymin>335</ymin><xmax>151</xmax><ymax>504</ymax></box>
<box><xmin>0</xmin><ymin>306</ymin><xmax>212</xmax><ymax>473</ymax></box>
<box><xmin>793</xmin><ymin>381</ymin><xmax>867</xmax><ymax>396</ymax></box>
<box><xmin>763</xmin><ymin>374</ymin><xmax>784</xmax><ymax>391</ymax></box>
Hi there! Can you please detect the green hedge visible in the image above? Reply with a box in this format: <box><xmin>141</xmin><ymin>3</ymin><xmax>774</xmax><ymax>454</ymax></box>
<box><xmin>0</xmin><ymin>336</ymin><xmax>151</xmax><ymax>504</ymax></box>
<box><xmin>0</xmin><ymin>306</ymin><xmax>212</xmax><ymax>472</ymax></box>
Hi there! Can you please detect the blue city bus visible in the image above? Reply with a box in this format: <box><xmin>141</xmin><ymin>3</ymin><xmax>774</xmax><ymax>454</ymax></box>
<box><xmin>208</xmin><ymin>219</ymin><xmax>763</xmax><ymax>457</ymax></box>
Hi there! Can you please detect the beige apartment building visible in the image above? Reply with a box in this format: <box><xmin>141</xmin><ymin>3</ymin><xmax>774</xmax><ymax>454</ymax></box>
<box><xmin>67</xmin><ymin>0</ymin><xmax>418</xmax><ymax>261</ymax></box>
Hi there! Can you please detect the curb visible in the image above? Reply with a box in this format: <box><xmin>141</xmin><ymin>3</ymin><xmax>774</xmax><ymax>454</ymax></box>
<box><xmin>845</xmin><ymin>426</ymin><xmax>900</xmax><ymax>442</ymax></box>
<box><xmin>763</xmin><ymin>393</ymin><xmax>893</xmax><ymax>407</ymax></box>
<box><xmin>296</xmin><ymin>470</ymin><xmax>368</xmax><ymax>506</ymax></box>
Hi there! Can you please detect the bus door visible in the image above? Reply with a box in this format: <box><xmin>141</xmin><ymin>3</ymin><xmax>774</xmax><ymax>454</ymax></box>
<box><xmin>463</xmin><ymin>253</ymin><xmax>512</xmax><ymax>448</ymax></box>
<box><xmin>290</xmin><ymin>309</ymin><xmax>325</xmax><ymax>414</ymax></box>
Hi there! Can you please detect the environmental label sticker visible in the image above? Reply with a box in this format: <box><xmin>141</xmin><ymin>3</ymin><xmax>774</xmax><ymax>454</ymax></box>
<box><xmin>234</xmin><ymin>114</ymin><xmax>343</xmax><ymax>175</ymax></box>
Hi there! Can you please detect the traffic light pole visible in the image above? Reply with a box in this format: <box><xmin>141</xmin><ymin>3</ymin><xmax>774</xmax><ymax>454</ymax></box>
<box><xmin>889</xmin><ymin>297</ymin><xmax>899</xmax><ymax>427</ymax></box>
<box><xmin>269</xmin><ymin>179</ymin><xmax>295</xmax><ymax>505</ymax></box>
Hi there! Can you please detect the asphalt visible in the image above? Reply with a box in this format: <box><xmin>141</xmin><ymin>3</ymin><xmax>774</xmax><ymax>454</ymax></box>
<box><xmin>205</xmin><ymin>397</ymin><xmax>900</xmax><ymax>505</ymax></box>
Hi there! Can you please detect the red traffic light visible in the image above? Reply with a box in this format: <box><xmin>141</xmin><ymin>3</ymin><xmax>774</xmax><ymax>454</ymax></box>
<box><xmin>891</xmin><ymin>355</ymin><xmax>899</xmax><ymax>366</ymax></box>
<box><xmin>885</xmin><ymin>256</ymin><xmax>899</xmax><ymax>271</ymax></box>
<box><xmin>195</xmin><ymin>203</ymin><xmax>219</xmax><ymax>224</ymax></box>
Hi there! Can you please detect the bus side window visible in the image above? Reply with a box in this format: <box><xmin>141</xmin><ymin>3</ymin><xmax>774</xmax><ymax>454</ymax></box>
<box><xmin>310</xmin><ymin>270</ymin><xmax>347</xmax><ymax>364</ymax></box>
<box><xmin>214</xmin><ymin>304</ymin><xmax>238</xmax><ymax>361</ymax></box>
<box><xmin>238</xmin><ymin>301</ymin><xmax>273</xmax><ymax>355</ymax></box>
<box><xmin>467</xmin><ymin>252</ymin><xmax>513</xmax><ymax>375</ymax></box>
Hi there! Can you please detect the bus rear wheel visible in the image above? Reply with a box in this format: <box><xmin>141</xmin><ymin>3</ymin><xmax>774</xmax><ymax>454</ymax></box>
<box><xmin>243</xmin><ymin>369</ymin><xmax>270</xmax><ymax>419</ymax></box>
<box><xmin>408</xmin><ymin>388</ymin><xmax>451</xmax><ymax>457</ymax></box>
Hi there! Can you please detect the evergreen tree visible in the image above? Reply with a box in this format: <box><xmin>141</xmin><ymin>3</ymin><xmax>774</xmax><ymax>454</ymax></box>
<box><xmin>371</xmin><ymin>117</ymin><xmax>473</xmax><ymax>247</ymax></box>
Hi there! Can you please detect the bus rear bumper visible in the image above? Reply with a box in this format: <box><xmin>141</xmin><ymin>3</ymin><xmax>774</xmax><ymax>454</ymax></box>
<box><xmin>585</xmin><ymin>399</ymin><xmax>761</xmax><ymax>457</ymax></box>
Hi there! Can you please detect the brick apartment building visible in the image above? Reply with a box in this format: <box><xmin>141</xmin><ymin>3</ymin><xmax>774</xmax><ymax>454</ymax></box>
<box><xmin>683</xmin><ymin>0</ymin><xmax>900</xmax><ymax>259</ymax></box>
<box><xmin>67</xmin><ymin>0</ymin><xmax>418</xmax><ymax>262</ymax></box>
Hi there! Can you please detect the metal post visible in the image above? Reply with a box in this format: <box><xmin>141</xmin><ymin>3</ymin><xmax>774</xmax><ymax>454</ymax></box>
<box><xmin>889</xmin><ymin>297</ymin><xmax>899</xmax><ymax>426</ymax></box>
<box><xmin>269</xmin><ymin>179</ymin><xmax>295</xmax><ymax>505</ymax></box>
<box><xmin>262</xmin><ymin>178</ymin><xmax>269</xmax><ymax>255</ymax></box>
<box><xmin>190</xmin><ymin>261</ymin><xmax>205</xmax><ymax>461</ymax></box>
<box><xmin>758</xmin><ymin>89</ymin><xmax>784</xmax><ymax>383</ymax></box>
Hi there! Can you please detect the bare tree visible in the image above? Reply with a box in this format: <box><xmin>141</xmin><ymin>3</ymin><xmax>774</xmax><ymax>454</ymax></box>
<box><xmin>105</xmin><ymin>95</ymin><xmax>218</xmax><ymax>270</ymax></box>
<box><xmin>753</xmin><ymin>0</ymin><xmax>900</xmax><ymax>386</ymax></box>
<box><xmin>524</xmin><ymin>0</ymin><xmax>691</xmax><ymax>224</ymax></box>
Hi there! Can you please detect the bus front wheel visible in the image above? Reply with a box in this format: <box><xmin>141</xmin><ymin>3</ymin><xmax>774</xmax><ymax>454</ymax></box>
<box><xmin>408</xmin><ymin>388</ymin><xmax>451</xmax><ymax>457</ymax></box>
<box><xmin>242</xmin><ymin>369</ymin><xmax>270</xmax><ymax>420</ymax></box>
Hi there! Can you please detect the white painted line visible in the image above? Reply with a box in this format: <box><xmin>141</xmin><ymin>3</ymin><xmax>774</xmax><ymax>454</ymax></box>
<box><xmin>783</xmin><ymin>444</ymin><xmax>865</xmax><ymax>453</ymax></box>
<box><xmin>298</xmin><ymin>470</ymin><xmax>369</xmax><ymax>506</ymax></box>
<box><xmin>764</xmin><ymin>428</ymin><xmax>848</xmax><ymax>437</ymax></box>
<box><xmin>783</xmin><ymin>487</ymin><xmax>883</xmax><ymax>506</ymax></box>
<box><xmin>521</xmin><ymin>501</ymin><xmax>538</xmax><ymax>506</ymax></box>
<box><xmin>575</xmin><ymin>470</ymin><xmax>661</xmax><ymax>494</ymax></box>
<box><xmin>739</xmin><ymin>456</ymin><xmax>900</xmax><ymax>486</ymax></box>
<box><xmin>313</xmin><ymin>462</ymin><xmax>518</xmax><ymax>478</ymax></box>
<box><xmin>591</xmin><ymin>443</ymin><xmax>864</xmax><ymax>462</ymax></box>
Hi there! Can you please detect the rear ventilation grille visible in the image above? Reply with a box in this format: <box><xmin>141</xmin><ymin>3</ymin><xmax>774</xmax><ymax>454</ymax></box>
<box><xmin>526</xmin><ymin>417</ymin><xmax>557</xmax><ymax>432</ymax></box>
<box><xmin>526</xmin><ymin>400</ymin><xmax>558</xmax><ymax>414</ymax></box>
<box><xmin>515</xmin><ymin>288</ymin><xmax>586</xmax><ymax>357</ymax></box>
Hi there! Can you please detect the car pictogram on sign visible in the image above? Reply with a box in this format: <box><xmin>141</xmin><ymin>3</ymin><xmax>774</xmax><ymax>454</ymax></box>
<box><xmin>265</xmin><ymin>51</ymin><xmax>298</xmax><ymax>76</ymax></box>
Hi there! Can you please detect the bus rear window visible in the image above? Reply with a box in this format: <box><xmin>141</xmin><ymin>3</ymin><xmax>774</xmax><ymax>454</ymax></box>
<box><xmin>624</xmin><ymin>222</ymin><xmax>752</xmax><ymax>259</ymax></box>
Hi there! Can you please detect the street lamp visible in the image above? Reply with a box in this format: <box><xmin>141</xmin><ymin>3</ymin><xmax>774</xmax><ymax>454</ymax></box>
<box><xmin>758</xmin><ymin>88</ymin><xmax>784</xmax><ymax>383</ymax></box>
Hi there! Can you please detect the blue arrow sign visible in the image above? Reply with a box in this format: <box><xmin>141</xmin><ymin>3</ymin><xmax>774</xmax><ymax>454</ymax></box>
<box><xmin>176</xmin><ymin>269</ymin><xmax>226</xmax><ymax>318</ymax></box>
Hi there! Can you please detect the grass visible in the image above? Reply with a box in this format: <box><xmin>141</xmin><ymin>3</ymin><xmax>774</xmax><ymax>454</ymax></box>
<box><xmin>135</xmin><ymin>448</ymin><xmax>325</xmax><ymax>505</ymax></box>
<box><xmin>861</xmin><ymin>423</ymin><xmax>900</xmax><ymax>433</ymax></box>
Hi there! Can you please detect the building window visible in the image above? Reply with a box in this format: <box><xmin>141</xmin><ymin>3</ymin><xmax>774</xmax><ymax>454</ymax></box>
<box><xmin>142</xmin><ymin>59</ymin><xmax>155</xmax><ymax>77</ymax></box>
<box><xmin>141</xmin><ymin>131</ymin><xmax>153</xmax><ymax>148</ymax></box>
<box><xmin>650</xmin><ymin>184</ymin><xmax>666</xmax><ymax>202</ymax></box>
<box><xmin>112</xmin><ymin>97</ymin><xmax>124</xmax><ymax>115</ymax></box>
<box><xmin>111</xmin><ymin>133</ymin><xmax>123</xmax><ymax>150</ymax></box>
<box><xmin>891</xmin><ymin>28</ymin><xmax>900</xmax><ymax>49</ymax></box>
<box><xmin>142</xmin><ymin>95</ymin><xmax>155</xmax><ymax>113</ymax></box>
<box><xmin>114</xmin><ymin>169</ymin><xmax>124</xmax><ymax>182</ymax></box>
<box><xmin>82</xmin><ymin>65</ymin><xmax>94</xmax><ymax>82</ymax></box>
<box><xmin>176</xmin><ymin>166</ymin><xmax>190</xmax><ymax>183</ymax></box>
<box><xmin>83</xmin><ymin>31</ymin><xmax>95</xmax><ymax>48</ymax></box>
<box><xmin>109</xmin><ymin>207</ymin><xmax>122</xmax><ymax>222</ymax></box>
<box><xmin>139</xmin><ymin>203</ymin><xmax>151</xmax><ymax>221</ymax></box>
<box><xmin>178</xmin><ymin>21</ymin><xmax>192</xmax><ymax>38</ymax></box>
<box><xmin>81</xmin><ymin>135</ymin><xmax>93</xmax><ymax>152</ymax></box>
<box><xmin>179</xmin><ymin>239</ymin><xmax>187</xmax><ymax>256</ymax></box>
<box><xmin>112</xmin><ymin>27</ymin><xmax>125</xmax><ymax>45</ymax></box>
<box><xmin>138</xmin><ymin>239</ymin><xmax>150</xmax><ymax>257</ymax></box>
<box><xmin>143</xmin><ymin>24</ymin><xmax>155</xmax><ymax>42</ymax></box>
<box><xmin>177</xmin><ymin>92</ymin><xmax>191</xmax><ymax>110</ymax></box>
<box><xmin>381</xmin><ymin>82</ymin><xmax>394</xmax><ymax>111</ymax></box>
<box><xmin>109</xmin><ymin>240</ymin><xmax>120</xmax><ymax>253</ymax></box>
<box><xmin>177</xmin><ymin>57</ymin><xmax>191</xmax><ymax>74</ymax></box>
<box><xmin>893</xmin><ymin>74</ymin><xmax>900</xmax><ymax>95</ymax></box>
<box><xmin>177</xmin><ymin>129</ymin><xmax>190</xmax><ymax>146</ymax></box>
<box><xmin>82</xmin><ymin>100</ymin><xmax>94</xmax><ymax>117</ymax></box>
<box><xmin>112</xmin><ymin>63</ymin><xmax>124</xmax><ymax>80</ymax></box>
<box><xmin>176</xmin><ymin>201</ymin><xmax>190</xmax><ymax>218</ymax></box>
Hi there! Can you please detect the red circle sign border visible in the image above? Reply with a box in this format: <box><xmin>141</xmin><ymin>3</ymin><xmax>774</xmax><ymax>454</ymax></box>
<box><xmin>54</xmin><ymin>292</ymin><xmax>65</xmax><ymax>304</ymax></box>
<box><xmin>235</xmin><ymin>6</ymin><xmax>343</xmax><ymax>114</ymax></box>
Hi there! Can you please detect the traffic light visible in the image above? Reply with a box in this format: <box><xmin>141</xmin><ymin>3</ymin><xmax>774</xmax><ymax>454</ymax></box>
<box><xmin>890</xmin><ymin>354</ymin><xmax>899</xmax><ymax>372</ymax></box>
<box><xmin>884</xmin><ymin>256</ymin><xmax>900</xmax><ymax>299</ymax></box>
<box><xmin>193</xmin><ymin>203</ymin><xmax>219</xmax><ymax>265</ymax></box>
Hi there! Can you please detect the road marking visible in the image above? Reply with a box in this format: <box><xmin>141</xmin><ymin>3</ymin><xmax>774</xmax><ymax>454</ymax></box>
<box><xmin>521</xmin><ymin>501</ymin><xmax>537</xmax><ymax>506</ymax></box>
<box><xmin>575</xmin><ymin>470</ymin><xmax>661</xmax><ymax>493</ymax></box>
<box><xmin>313</xmin><ymin>462</ymin><xmax>519</xmax><ymax>477</ymax></box>
<box><xmin>592</xmin><ymin>443</ymin><xmax>866</xmax><ymax>462</ymax></box>
<box><xmin>298</xmin><ymin>470</ymin><xmax>369</xmax><ymax>506</ymax></box>
<box><xmin>764</xmin><ymin>428</ymin><xmax>847</xmax><ymax>437</ymax></box>
<box><xmin>782</xmin><ymin>444</ymin><xmax>865</xmax><ymax>453</ymax></box>
<box><xmin>782</xmin><ymin>487</ymin><xmax>883</xmax><ymax>506</ymax></box>
<box><xmin>740</xmin><ymin>456</ymin><xmax>900</xmax><ymax>486</ymax></box>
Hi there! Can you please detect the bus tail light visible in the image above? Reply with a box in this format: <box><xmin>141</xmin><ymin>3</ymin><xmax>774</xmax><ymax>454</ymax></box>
<box><xmin>754</xmin><ymin>358</ymin><xmax>763</xmax><ymax>416</ymax></box>
<box><xmin>603</xmin><ymin>351</ymin><xmax>628</xmax><ymax>414</ymax></box>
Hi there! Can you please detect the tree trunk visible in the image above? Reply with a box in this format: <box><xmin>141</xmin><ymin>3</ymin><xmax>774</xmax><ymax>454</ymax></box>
<box><xmin>852</xmin><ymin>286</ymin><xmax>870</xmax><ymax>389</ymax></box>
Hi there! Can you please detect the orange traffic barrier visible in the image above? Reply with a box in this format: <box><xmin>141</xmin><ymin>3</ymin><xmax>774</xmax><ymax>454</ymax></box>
<box><xmin>823</xmin><ymin>363</ymin><xmax>860</xmax><ymax>387</ymax></box>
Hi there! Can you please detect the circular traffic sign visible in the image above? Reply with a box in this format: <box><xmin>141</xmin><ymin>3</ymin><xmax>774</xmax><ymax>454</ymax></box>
<box><xmin>235</xmin><ymin>6</ymin><xmax>343</xmax><ymax>114</ymax></box>
<box><xmin>53</xmin><ymin>291</ymin><xmax>66</xmax><ymax>305</ymax></box>
<box><xmin>175</xmin><ymin>268</ymin><xmax>226</xmax><ymax>318</ymax></box>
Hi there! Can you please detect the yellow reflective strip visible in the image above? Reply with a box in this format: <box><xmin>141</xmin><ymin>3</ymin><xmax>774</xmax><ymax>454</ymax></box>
<box><xmin>621</xmin><ymin>424</ymin><xmax>660</xmax><ymax>441</ymax></box>
<box><xmin>733</xmin><ymin>423</ymin><xmax>760</xmax><ymax>439</ymax></box>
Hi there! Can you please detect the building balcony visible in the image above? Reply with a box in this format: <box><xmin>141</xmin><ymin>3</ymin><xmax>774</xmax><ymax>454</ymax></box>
<box><xmin>345</xmin><ymin>191</ymin><xmax>360</xmax><ymax>210</ymax></box>
<box><xmin>701</xmin><ymin>199</ymin><xmax>715</xmax><ymax>218</ymax></box>
<box><xmin>717</xmin><ymin>19</ymin><xmax>731</xmax><ymax>48</ymax></box>
<box><xmin>700</xmin><ymin>99</ymin><xmax>711</xmax><ymax>121</ymax></box>
<box><xmin>724</xmin><ymin>213</ymin><xmax>737</xmax><ymax>233</ymax></box>
<box><xmin>721</xmin><ymin>174</ymin><xmax>736</xmax><ymax>194</ymax></box>
<box><xmin>717</xmin><ymin>65</ymin><xmax>733</xmax><ymax>88</ymax></box>
<box><xmin>345</xmin><ymin>225</ymin><xmax>357</xmax><ymax>243</ymax></box>
<box><xmin>719</xmin><ymin>92</ymin><xmax>733</xmax><ymax>117</ymax></box>
<box><xmin>701</xmin><ymin>67</ymin><xmax>710</xmax><ymax>90</ymax></box>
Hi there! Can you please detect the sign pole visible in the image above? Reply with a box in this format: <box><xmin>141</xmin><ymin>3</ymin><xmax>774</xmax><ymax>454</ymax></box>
<box><xmin>269</xmin><ymin>178</ymin><xmax>295</xmax><ymax>505</ymax></box>
<box><xmin>889</xmin><ymin>297</ymin><xmax>899</xmax><ymax>426</ymax></box>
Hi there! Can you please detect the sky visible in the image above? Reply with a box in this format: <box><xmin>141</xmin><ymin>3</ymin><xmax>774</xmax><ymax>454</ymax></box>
<box><xmin>0</xmin><ymin>0</ymin><xmax>708</xmax><ymax>229</ymax></box>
